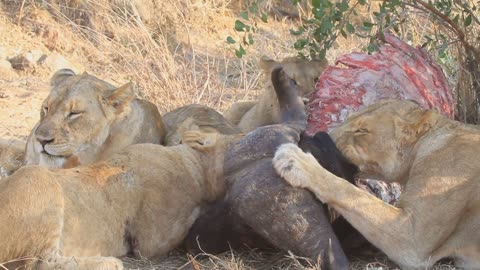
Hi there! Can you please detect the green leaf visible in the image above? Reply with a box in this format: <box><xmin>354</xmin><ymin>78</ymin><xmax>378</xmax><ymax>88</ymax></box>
<box><xmin>340</xmin><ymin>29</ymin><xmax>347</xmax><ymax>38</ymax></box>
<box><xmin>290</xmin><ymin>27</ymin><xmax>305</xmax><ymax>36</ymax></box>
<box><xmin>313</xmin><ymin>8</ymin><xmax>326</xmax><ymax>19</ymax></box>
<box><xmin>346</xmin><ymin>23</ymin><xmax>355</xmax><ymax>34</ymax></box>
<box><xmin>438</xmin><ymin>49</ymin><xmax>447</xmax><ymax>59</ymax></box>
<box><xmin>248</xmin><ymin>33</ymin><xmax>254</xmax><ymax>45</ymax></box>
<box><xmin>358</xmin><ymin>0</ymin><xmax>367</xmax><ymax>5</ymax></box>
<box><xmin>235</xmin><ymin>45</ymin><xmax>246</xmax><ymax>58</ymax></box>
<box><xmin>248</xmin><ymin>3</ymin><xmax>258</xmax><ymax>13</ymax></box>
<box><xmin>362</xmin><ymin>21</ymin><xmax>374</xmax><ymax>31</ymax></box>
<box><xmin>363</xmin><ymin>21</ymin><xmax>375</xmax><ymax>27</ymax></box>
<box><xmin>336</xmin><ymin>1</ymin><xmax>349</xmax><ymax>12</ymax></box>
<box><xmin>235</xmin><ymin>49</ymin><xmax>243</xmax><ymax>58</ymax></box>
<box><xmin>226</xmin><ymin>36</ymin><xmax>236</xmax><ymax>44</ymax></box>
<box><xmin>367</xmin><ymin>43</ymin><xmax>378</xmax><ymax>53</ymax></box>
<box><xmin>312</xmin><ymin>0</ymin><xmax>321</xmax><ymax>8</ymax></box>
<box><xmin>318</xmin><ymin>48</ymin><xmax>326</xmax><ymax>60</ymax></box>
<box><xmin>234</xmin><ymin>20</ymin><xmax>246</xmax><ymax>32</ymax></box>
<box><xmin>294</xmin><ymin>38</ymin><xmax>309</xmax><ymax>50</ymax></box>
<box><xmin>421</xmin><ymin>39</ymin><xmax>431</xmax><ymax>48</ymax></box>
<box><xmin>240</xmin><ymin>11</ymin><xmax>249</xmax><ymax>20</ymax></box>
<box><xmin>464</xmin><ymin>14</ymin><xmax>472</xmax><ymax>27</ymax></box>
<box><xmin>261</xmin><ymin>12</ymin><xmax>268</xmax><ymax>23</ymax></box>
<box><xmin>320</xmin><ymin>21</ymin><xmax>334</xmax><ymax>32</ymax></box>
<box><xmin>452</xmin><ymin>14</ymin><xmax>459</xmax><ymax>25</ymax></box>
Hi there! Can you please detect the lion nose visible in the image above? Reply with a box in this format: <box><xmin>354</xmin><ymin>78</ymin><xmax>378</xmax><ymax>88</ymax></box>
<box><xmin>36</xmin><ymin>135</ymin><xmax>54</xmax><ymax>148</ymax></box>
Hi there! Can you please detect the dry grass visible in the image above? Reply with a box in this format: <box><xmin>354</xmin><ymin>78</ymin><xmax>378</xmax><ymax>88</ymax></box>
<box><xmin>119</xmin><ymin>249</ymin><xmax>459</xmax><ymax>270</ymax></box>
<box><xmin>0</xmin><ymin>1</ymin><xmax>468</xmax><ymax>269</ymax></box>
<box><xmin>2</xmin><ymin>0</ymin><xmax>367</xmax><ymax>114</ymax></box>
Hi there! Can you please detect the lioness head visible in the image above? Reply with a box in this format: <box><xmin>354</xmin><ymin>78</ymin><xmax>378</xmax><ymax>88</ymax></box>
<box><xmin>260</xmin><ymin>56</ymin><xmax>328</xmax><ymax>97</ymax></box>
<box><xmin>27</xmin><ymin>69</ymin><xmax>135</xmax><ymax>168</ymax></box>
<box><xmin>330</xmin><ymin>100</ymin><xmax>441</xmax><ymax>182</ymax></box>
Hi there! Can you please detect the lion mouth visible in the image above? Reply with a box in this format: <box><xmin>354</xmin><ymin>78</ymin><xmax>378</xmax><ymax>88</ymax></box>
<box><xmin>40</xmin><ymin>142</ymin><xmax>75</xmax><ymax>157</ymax></box>
<box><xmin>41</xmin><ymin>150</ymin><xmax>66</xmax><ymax>158</ymax></box>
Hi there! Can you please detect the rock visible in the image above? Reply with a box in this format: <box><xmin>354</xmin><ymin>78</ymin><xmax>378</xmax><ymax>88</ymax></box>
<box><xmin>0</xmin><ymin>59</ymin><xmax>18</xmax><ymax>80</ymax></box>
<box><xmin>8</xmin><ymin>55</ymin><xmax>33</xmax><ymax>71</ymax></box>
<box><xmin>0</xmin><ymin>47</ymin><xmax>7</xmax><ymax>60</ymax></box>
<box><xmin>7</xmin><ymin>50</ymin><xmax>46</xmax><ymax>71</ymax></box>
<box><xmin>39</xmin><ymin>26</ymin><xmax>59</xmax><ymax>51</ymax></box>
<box><xmin>0</xmin><ymin>59</ymin><xmax>12</xmax><ymax>70</ymax></box>
<box><xmin>41</xmin><ymin>52</ymin><xmax>83</xmax><ymax>73</ymax></box>
<box><xmin>25</xmin><ymin>49</ymin><xmax>45</xmax><ymax>64</ymax></box>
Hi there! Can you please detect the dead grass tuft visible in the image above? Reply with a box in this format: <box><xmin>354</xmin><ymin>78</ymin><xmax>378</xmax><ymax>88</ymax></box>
<box><xmin>120</xmin><ymin>250</ymin><xmax>460</xmax><ymax>270</ymax></box>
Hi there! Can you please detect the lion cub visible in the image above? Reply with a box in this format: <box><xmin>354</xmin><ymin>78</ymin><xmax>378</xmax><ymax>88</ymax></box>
<box><xmin>224</xmin><ymin>56</ymin><xmax>328</xmax><ymax>133</ymax></box>
<box><xmin>0</xmin><ymin>131</ymin><xmax>229</xmax><ymax>270</ymax></box>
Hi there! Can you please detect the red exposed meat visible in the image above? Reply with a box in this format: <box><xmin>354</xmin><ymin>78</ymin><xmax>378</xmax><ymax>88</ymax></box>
<box><xmin>306</xmin><ymin>33</ymin><xmax>454</xmax><ymax>135</ymax></box>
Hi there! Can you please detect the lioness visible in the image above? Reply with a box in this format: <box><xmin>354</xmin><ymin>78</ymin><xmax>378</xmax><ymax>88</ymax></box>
<box><xmin>273</xmin><ymin>100</ymin><xmax>480</xmax><ymax>269</ymax></box>
<box><xmin>162</xmin><ymin>104</ymin><xmax>241</xmax><ymax>146</ymax></box>
<box><xmin>24</xmin><ymin>69</ymin><xmax>166</xmax><ymax>169</ymax></box>
<box><xmin>223</xmin><ymin>56</ymin><xmax>328</xmax><ymax>132</ymax></box>
<box><xmin>0</xmin><ymin>131</ymin><xmax>227</xmax><ymax>270</ymax></box>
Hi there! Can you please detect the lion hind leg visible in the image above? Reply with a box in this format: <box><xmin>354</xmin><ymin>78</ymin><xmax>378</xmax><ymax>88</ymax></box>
<box><xmin>35</xmin><ymin>255</ymin><xmax>123</xmax><ymax>270</ymax></box>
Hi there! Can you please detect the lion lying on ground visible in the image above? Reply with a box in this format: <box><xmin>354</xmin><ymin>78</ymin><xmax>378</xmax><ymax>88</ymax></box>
<box><xmin>0</xmin><ymin>130</ymin><xmax>228</xmax><ymax>270</ymax></box>
<box><xmin>162</xmin><ymin>104</ymin><xmax>241</xmax><ymax>146</ymax></box>
<box><xmin>223</xmin><ymin>56</ymin><xmax>328</xmax><ymax>133</ymax></box>
<box><xmin>23</xmin><ymin>69</ymin><xmax>166</xmax><ymax>169</ymax></box>
<box><xmin>274</xmin><ymin>100</ymin><xmax>480</xmax><ymax>269</ymax></box>
<box><xmin>1</xmin><ymin>66</ymin><xmax>323</xmax><ymax>270</ymax></box>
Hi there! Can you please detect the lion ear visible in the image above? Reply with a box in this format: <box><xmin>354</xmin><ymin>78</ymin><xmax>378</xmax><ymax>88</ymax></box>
<box><xmin>50</xmin><ymin>69</ymin><xmax>76</xmax><ymax>87</ymax></box>
<box><xmin>259</xmin><ymin>56</ymin><xmax>280</xmax><ymax>73</ymax></box>
<box><xmin>181</xmin><ymin>131</ymin><xmax>217</xmax><ymax>151</ymax></box>
<box><xmin>105</xmin><ymin>82</ymin><xmax>135</xmax><ymax>112</ymax></box>
<box><xmin>395</xmin><ymin>109</ymin><xmax>439</xmax><ymax>143</ymax></box>
<box><xmin>410</xmin><ymin>110</ymin><xmax>438</xmax><ymax>137</ymax></box>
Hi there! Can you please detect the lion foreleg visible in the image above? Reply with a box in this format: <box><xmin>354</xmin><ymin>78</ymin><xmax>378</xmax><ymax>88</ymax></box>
<box><xmin>273</xmin><ymin>143</ymin><xmax>428</xmax><ymax>269</ymax></box>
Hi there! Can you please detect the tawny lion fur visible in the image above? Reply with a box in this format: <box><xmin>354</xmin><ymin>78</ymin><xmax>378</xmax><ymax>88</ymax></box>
<box><xmin>0</xmin><ymin>131</ymin><xmax>230</xmax><ymax>270</ymax></box>
<box><xmin>0</xmin><ymin>138</ymin><xmax>25</xmax><ymax>178</ymax></box>
<box><xmin>162</xmin><ymin>104</ymin><xmax>241</xmax><ymax>146</ymax></box>
<box><xmin>24</xmin><ymin>69</ymin><xmax>166</xmax><ymax>169</ymax></box>
<box><xmin>223</xmin><ymin>56</ymin><xmax>328</xmax><ymax>133</ymax></box>
<box><xmin>274</xmin><ymin>100</ymin><xmax>480</xmax><ymax>269</ymax></box>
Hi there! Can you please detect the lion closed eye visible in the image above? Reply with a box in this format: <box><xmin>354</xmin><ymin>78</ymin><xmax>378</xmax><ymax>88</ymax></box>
<box><xmin>23</xmin><ymin>69</ymin><xmax>166</xmax><ymax>170</ymax></box>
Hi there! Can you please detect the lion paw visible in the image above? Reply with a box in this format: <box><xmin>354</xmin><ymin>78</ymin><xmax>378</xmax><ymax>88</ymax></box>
<box><xmin>273</xmin><ymin>143</ymin><xmax>315</xmax><ymax>188</ymax></box>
